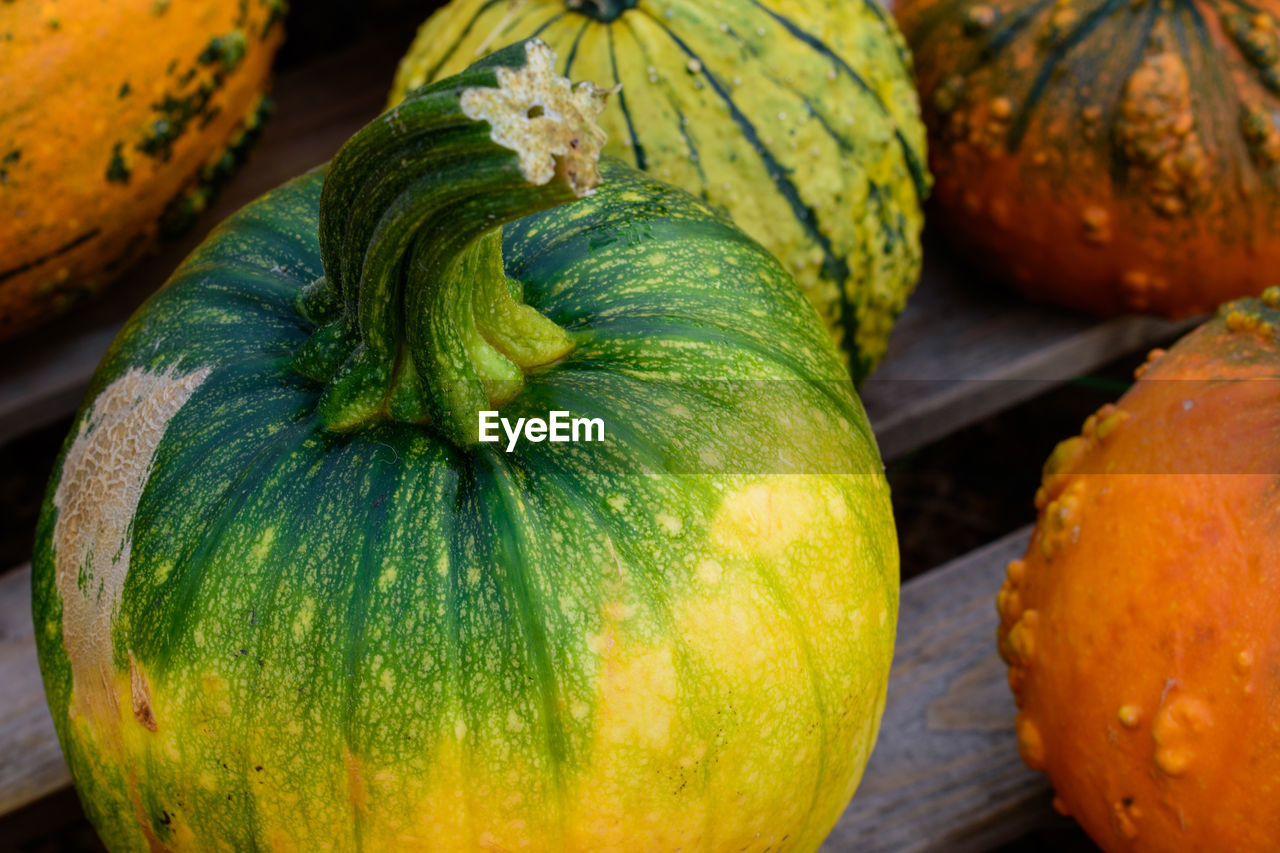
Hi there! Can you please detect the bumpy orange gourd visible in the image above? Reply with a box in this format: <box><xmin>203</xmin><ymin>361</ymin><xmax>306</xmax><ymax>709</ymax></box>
<box><xmin>896</xmin><ymin>0</ymin><xmax>1280</xmax><ymax>317</ymax></box>
<box><xmin>0</xmin><ymin>0</ymin><xmax>284</xmax><ymax>338</ymax></box>
<box><xmin>998</xmin><ymin>291</ymin><xmax>1280</xmax><ymax>850</ymax></box>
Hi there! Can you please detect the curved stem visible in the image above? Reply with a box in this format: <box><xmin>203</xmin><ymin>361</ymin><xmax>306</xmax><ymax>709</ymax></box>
<box><xmin>294</xmin><ymin>39</ymin><xmax>611</xmax><ymax>445</ymax></box>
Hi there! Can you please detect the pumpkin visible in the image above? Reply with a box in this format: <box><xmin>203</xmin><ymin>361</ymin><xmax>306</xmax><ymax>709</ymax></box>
<box><xmin>0</xmin><ymin>0</ymin><xmax>284</xmax><ymax>339</ymax></box>
<box><xmin>390</xmin><ymin>0</ymin><xmax>930</xmax><ymax>382</ymax></box>
<box><xmin>33</xmin><ymin>40</ymin><xmax>899</xmax><ymax>852</ymax></box>
<box><xmin>998</xmin><ymin>293</ymin><xmax>1280</xmax><ymax>850</ymax></box>
<box><xmin>896</xmin><ymin>0</ymin><xmax>1280</xmax><ymax>317</ymax></box>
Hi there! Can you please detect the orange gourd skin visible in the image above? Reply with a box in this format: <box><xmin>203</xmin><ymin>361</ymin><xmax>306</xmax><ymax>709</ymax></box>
<box><xmin>0</xmin><ymin>0</ymin><xmax>284</xmax><ymax>339</ymax></box>
<box><xmin>895</xmin><ymin>0</ymin><xmax>1280</xmax><ymax>317</ymax></box>
<box><xmin>998</xmin><ymin>292</ymin><xmax>1280</xmax><ymax>850</ymax></box>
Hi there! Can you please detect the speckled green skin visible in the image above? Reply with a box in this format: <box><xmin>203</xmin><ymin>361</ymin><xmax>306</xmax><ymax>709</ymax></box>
<box><xmin>394</xmin><ymin>0</ymin><xmax>931</xmax><ymax>382</ymax></box>
<box><xmin>33</xmin><ymin>157</ymin><xmax>898</xmax><ymax>851</ymax></box>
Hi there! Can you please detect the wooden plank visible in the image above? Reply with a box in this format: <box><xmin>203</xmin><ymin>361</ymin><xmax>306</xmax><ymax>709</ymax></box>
<box><xmin>0</xmin><ymin>27</ymin><xmax>408</xmax><ymax>447</ymax></box>
<box><xmin>0</xmin><ymin>564</ymin><xmax>68</xmax><ymax>816</ymax></box>
<box><xmin>0</xmin><ymin>48</ymin><xmax>1194</xmax><ymax>459</ymax></box>
<box><xmin>860</xmin><ymin>243</ymin><xmax>1196</xmax><ymax>460</ymax></box>
<box><xmin>0</xmin><ymin>529</ymin><xmax>1056</xmax><ymax>847</ymax></box>
<box><xmin>823</xmin><ymin>526</ymin><xmax>1056</xmax><ymax>853</ymax></box>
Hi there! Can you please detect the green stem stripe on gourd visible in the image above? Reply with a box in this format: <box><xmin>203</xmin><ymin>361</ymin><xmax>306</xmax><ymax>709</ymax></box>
<box><xmin>569</xmin><ymin>0</ymin><xmax>640</xmax><ymax>23</ymax></box>
<box><xmin>293</xmin><ymin>38</ymin><xmax>611</xmax><ymax>443</ymax></box>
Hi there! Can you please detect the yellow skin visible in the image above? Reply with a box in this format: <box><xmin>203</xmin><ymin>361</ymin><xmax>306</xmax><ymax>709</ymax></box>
<box><xmin>56</xmin><ymin>450</ymin><xmax>895</xmax><ymax>852</ymax></box>
<box><xmin>0</xmin><ymin>0</ymin><xmax>283</xmax><ymax>338</ymax></box>
<box><xmin>57</xmin><ymin>458</ymin><xmax>892</xmax><ymax>850</ymax></box>
<box><xmin>391</xmin><ymin>0</ymin><xmax>929</xmax><ymax>380</ymax></box>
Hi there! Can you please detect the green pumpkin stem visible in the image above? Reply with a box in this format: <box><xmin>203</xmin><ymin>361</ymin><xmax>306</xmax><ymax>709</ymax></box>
<box><xmin>296</xmin><ymin>39</ymin><xmax>611</xmax><ymax>444</ymax></box>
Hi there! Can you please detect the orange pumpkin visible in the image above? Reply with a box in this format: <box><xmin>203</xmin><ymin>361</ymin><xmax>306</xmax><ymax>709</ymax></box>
<box><xmin>0</xmin><ymin>0</ymin><xmax>284</xmax><ymax>339</ymax></box>
<box><xmin>998</xmin><ymin>291</ymin><xmax>1280</xmax><ymax>850</ymax></box>
<box><xmin>896</xmin><ymin>0</ymin><xmax>1280</xmax><ymax>317</ymax></box>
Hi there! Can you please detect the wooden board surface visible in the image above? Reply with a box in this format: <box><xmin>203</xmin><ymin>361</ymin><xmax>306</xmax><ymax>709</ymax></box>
<box><xmin>858</xmin><ymin>245</ymin><xmax>1194</xmax><ymax>460</ymax></box>
<box><xmin>0</xmin><ymin>528</ymin><xmax>1058</xmax><ymax>850</ymax></box>
<box><xmin>0</xmin><ymin>35</ymin><xmax>1193</xmax><ymax>458</ymax></box>
<box><xmin>824</xmin><ymin>526</ymin><xmax>1065</xmax><ymax>852</ymax></box>
<box><xmin>0</xmin><ymin>564</ymin><xmax>67</xmax><ymax>817</ymax></box>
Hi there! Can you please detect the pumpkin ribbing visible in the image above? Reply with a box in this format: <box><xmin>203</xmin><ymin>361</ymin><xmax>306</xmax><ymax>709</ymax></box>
<box><xmin>897</xmin><ymin>0</ymin><xmax>1280</xmax><ymax>317</ymax></box>
<box><xmin>34</xmin><ymin>40</ymin><xmax>899</xmax><ymax>852</ymax></box>
<box><xmin>391</xmin><ymin>0</ymin><xmax>929</xmax><ymax>381</ymax></box>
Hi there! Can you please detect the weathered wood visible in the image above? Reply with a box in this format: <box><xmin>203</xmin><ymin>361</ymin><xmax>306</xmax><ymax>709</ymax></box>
<box><xmin>0</xmin><ymin>54</ymin><xmax>1194</xmax><ymax>459</ymax></box>
<box><xmin>0</xmin><ymin>564</ymin><xmax>68</xmax><ymax>816</ymax></box>
<box><xmin>823</xmin><ymin>526</ymin><xmax>1059</xmax><ymax>853</ymax></box>
<box><xmin>0</xmin><ymin>29</ymin><xmax>408</xmax><ymax>446</ymax></box>
<box><xmin>0</xmin><ymin>529</ymin><xmax>1057</xmax><ymax>848</ymax></box>
<box><xmin>859</xmin><ymin>244</ymin><xmax>1195</xmax><ymax>460</ymax></box>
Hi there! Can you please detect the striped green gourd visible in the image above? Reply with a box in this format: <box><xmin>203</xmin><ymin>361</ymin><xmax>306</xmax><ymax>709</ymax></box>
<box><xmin>33</xmin><ymin>40</ymin><xmax>898</xmax><ymax>852</ymax></box>
<box><xmin>392</xmin><ymin>0</ymin><xmax>930</xmax><ymax>382</ymax></box>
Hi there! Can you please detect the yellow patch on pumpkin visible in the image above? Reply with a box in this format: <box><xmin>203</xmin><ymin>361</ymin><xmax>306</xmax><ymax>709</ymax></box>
<box><xmin>710</xmin><ymin>476</ymin><xmax>831</xmax><ymax>556</ymax></box>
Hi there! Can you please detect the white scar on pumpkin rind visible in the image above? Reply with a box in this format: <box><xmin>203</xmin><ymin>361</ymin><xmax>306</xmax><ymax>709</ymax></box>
<box><xmin>460</xmin><ymin>39</ymin><xmax>613</xmax><ymax>197</ymax></box>
<box><xmin>52</xmin><ymin>365</ymin><xmax>210</xmax><ymax>726</ymax></box>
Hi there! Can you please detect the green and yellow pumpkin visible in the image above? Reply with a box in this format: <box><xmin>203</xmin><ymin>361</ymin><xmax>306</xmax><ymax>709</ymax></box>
<box><xmin>34</xmin><ymin>41</ymin><xmax>899</xmax><ymax>851</ymax></box>
<box><xmin>0</xmin><ymin>0</ymin><xmax>284</xmax><ymax>339</ymax></box>
<box><xmin>897</xmin><ymin>0</ymin><xmax>1280</xmax><ymax>317</ymax></box>
<box><xmin>392</xmin><ymin>0</ymin><xmax>930</xmax><ymax>381</ymax></box>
